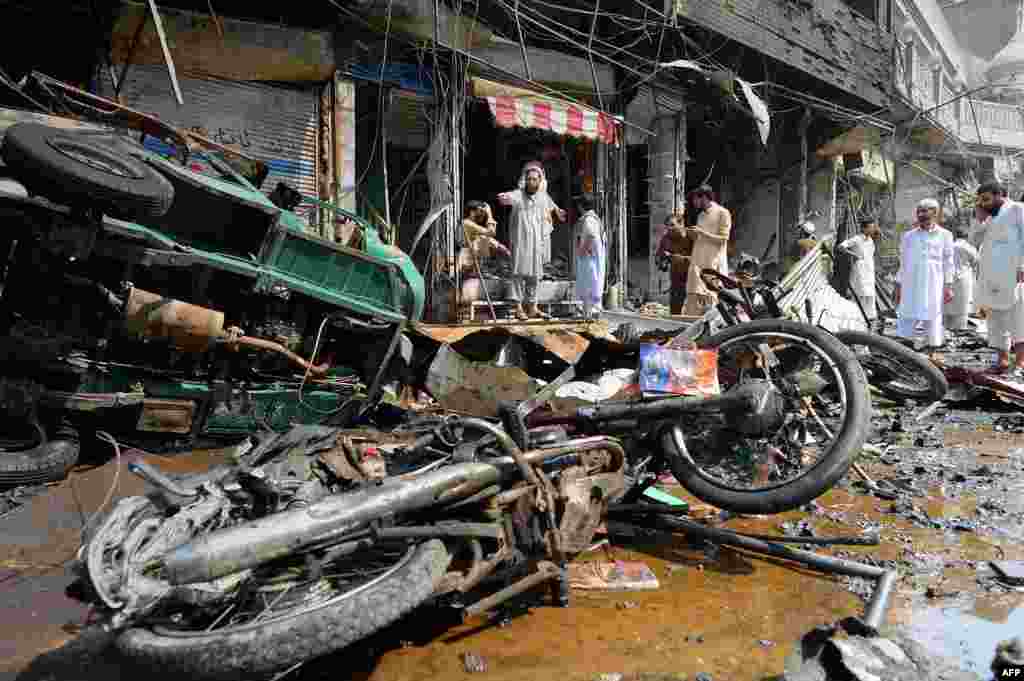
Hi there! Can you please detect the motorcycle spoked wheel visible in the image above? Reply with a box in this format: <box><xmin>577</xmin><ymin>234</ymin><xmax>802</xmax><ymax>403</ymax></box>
<box><xmin>114</xmin><ymin>539</ymin><xmax>451</xmax><ymax>680</ymax></box>
<box><xmin>834</xmin><ymin>329</ymin><xmax>949</xmax><ymax>403</ymax></box>
<box><xmin>666</xmin><ymin>319</ymin><xmax>871</xmax><ymax>515</ymax></box>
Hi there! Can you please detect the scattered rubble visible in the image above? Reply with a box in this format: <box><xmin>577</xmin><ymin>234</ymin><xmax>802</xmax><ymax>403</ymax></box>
<box><xmin>784</xmin><ymin>624</ymin><xmax>983</xmax><ymax>681</ymax></box>
<box><xmin>461</xmin><ymin>652</ymin><xmax>488</xmax><ymax>673</ymax></box>
<box><xmin>992</xmin><ymin>638</ymin><xmax>1024</xmax><ymax>678</ymax></box>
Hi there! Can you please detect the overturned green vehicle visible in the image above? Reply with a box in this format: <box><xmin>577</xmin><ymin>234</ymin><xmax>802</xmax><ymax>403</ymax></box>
<box><xmin>0</xmin><ymin>113</ymin><xmax>426</xmax><ymax>487</ymax></box>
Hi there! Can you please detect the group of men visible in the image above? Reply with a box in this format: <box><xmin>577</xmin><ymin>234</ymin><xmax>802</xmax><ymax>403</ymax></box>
<box><xmin>655</xmin><ymin>185</ymin><xmax>734</xmax><ymax>317</ymax></box>
<box><xmin>889</xmin><ymin>182</ymin><xmax>1024</xmax><ymax>375</ymax></box>
<box><xmin>460</xmin><ymin>161</ymin><xmax>1024</xmax><ymax>377</ymax></box>
<box><xmin>461</xmin><ymin>162</ymin><xmax>735</xmax><ymax>322</ymax></box>
<box><xmin>459</xmin><ymin>161</ymin><xmax>606</xmax><ymax>321</ymax></box>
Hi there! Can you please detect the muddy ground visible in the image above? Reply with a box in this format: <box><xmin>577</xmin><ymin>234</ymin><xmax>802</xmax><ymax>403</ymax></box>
<box><xmin>2</xmin><ymin>394</ymin><xmax>1023</xmax><ymax>681</ymax></box>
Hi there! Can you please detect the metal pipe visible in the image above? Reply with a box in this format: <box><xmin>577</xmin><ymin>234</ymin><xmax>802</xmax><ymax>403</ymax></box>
<box><xmin>456</xmin><ymin>417</ymin><xmax>538</xmax><ymax>487</ymax></box>
<box><xmin>128</xmin><ymin>461</ymin><xmax>199</xmax><ymax>498</ymax></box>
<box><xmin>527</xmin><ymin>385</ymin><xmax>756</xmax><ymax>427</ymax></box>
<box><xmin>145</xmin><ymin>0</ymin><xmax>184</xmax><ymax>106</ymax></box>
<box><xmin>463</xmin><ymin>561</ymin><xmax>561</xmax><ymax>617</ymax></box>
<box><xmin>441</xmin><ymin>484</ymin><xmax>502</xmax><ymax>509</ymax></box>
<box><xmin>522</xmin><ymin>436</ymin><xmax>626</xmax><ymax>471</ymax></box>
<box><xmin>643</xmin><ymin>514</ymin><xmax>897</xmax><ymax>630</ymax></box>
<box><xmin>230</xmin><ymin>335</ymin><xmax>331</xmax><ymax>377</ymax></box>
<box><xmin>161</xmin><ymin>461</ymin><xmax>506</xmax><ymax>585</ymax></box>
<box><xmin>459</xmin><ymin>543</ymin><xmax>510</xmax><ymax>594</ymax></box>
<box><xmin>490</xmin><ymin>485</ymin><xmax>535</xmax><ymax>507</ymax></box>
<box><xmin>377</xmin><ymin>522</ymin><xmax>504</xmax><ymax>540</ymax></box>
<box><xmin>863</xmin><ymin>570</ymin><xmax>898</xmax><ymax>630</ymax></box>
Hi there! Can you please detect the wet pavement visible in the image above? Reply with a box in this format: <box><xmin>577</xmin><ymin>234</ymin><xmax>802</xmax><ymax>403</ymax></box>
<box><xmin>2</xmin><ymin>393</ymin><xmax>1024</xmax><ymax>680</ymax></box>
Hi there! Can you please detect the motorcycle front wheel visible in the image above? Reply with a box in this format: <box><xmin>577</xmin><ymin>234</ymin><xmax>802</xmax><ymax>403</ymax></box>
<box><xmin>667</xmin><ymin>319</ymin><xmax>871</xmax><ymax>515</ymax></box>
<box><xmin>116</xmin><ymin>539</ymin><xmax>451</xmax><ymax>680</ymax></box>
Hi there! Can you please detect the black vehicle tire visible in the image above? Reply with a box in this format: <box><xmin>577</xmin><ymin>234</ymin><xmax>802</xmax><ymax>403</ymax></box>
<box><xmin>0</xmin><ymin>431</ymin><xmax>80</xmax><ymax>488</ymax></box>
<box><xmin>834</xmin><ymin>329</ymin><xmax>948</xmax><ymax>403</ymax></box>
<box><xmin>1</xmin><ymin>123</ymin><xmax>174</xmax><ymax>220</ymax></box>
<box><xmin>116</xmin><ymin>539</ymin><xmax>451</xmax><ymax>680</ymax></box>
<box><xmin>667</xmin><ymin>319</ymin><xmax>871</xmax><ymax>515</ymax></box>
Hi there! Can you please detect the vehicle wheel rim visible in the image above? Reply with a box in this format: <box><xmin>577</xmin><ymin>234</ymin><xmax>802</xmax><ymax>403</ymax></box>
<box><xmin>149</xmin><ymin>544</ymin><xmax>415</xmax><ymax>636</ymax></box>
<box><xmin>684</xmin><ymin>330</ymin><xmax>852</xmax><ymax>493</ymax></box>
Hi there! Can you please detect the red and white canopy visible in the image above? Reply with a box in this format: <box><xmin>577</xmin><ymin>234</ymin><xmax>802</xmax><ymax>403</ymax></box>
<box><xmin>473</xmin><ymin>78</ymin><xmax>620</xmax><ymax>146</ymax></box>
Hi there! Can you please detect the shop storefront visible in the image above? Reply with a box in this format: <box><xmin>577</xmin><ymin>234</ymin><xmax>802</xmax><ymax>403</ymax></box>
<box><xmin>455</xmin><ymin>77</ymin><xmax>622</xmax><ymax>320</ymax></box>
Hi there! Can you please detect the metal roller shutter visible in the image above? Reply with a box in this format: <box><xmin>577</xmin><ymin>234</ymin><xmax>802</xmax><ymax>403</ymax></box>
<box><xmin>99</xmin><ymin>65</ymin><xmax>319</xmax><ymax>221</ymax></box>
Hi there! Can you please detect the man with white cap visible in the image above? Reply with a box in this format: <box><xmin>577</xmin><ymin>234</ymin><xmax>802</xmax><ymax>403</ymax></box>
<box><xmin>797</xmin><ymin>220</ymin><xmax>819</xmax><ymax>257</ymax></box>
<box><xmin>895</xmin><ymin>198</ymin><xmax>954</xmax><ymax>349</ymax></box>
<box><xmin>498</xmin><ymin>161</ymin><xmax>567</xmax><ymax>320</ymax></box>
<box><xmin>974</xmin><ymin>181</ymin><xmax>1024</xmax><ymax>374</ymax></box>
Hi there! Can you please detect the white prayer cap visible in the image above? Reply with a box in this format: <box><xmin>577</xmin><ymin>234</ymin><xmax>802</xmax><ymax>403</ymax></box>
<box><xmin>917</xmin><ymin>198</ymin><xmax>939</xmax><ymax>210</ymax></box>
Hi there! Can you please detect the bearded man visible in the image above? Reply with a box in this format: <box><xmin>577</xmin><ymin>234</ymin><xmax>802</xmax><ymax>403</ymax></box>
<box><xmin>497</xmin><ymin>161</ymin><xmax>567</xmax><ymax>320</ymax></box>
<box><xmin>895</xmin><ymin>198</ymin><xmax>954</xmax><ymax>349</ymax></box>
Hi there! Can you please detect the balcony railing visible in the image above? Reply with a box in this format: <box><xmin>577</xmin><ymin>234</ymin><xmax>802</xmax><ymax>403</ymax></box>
<box><xmin>957</xmin><ymin>99</ymin><xmax>1024</xmax><ymax>147</ymax></box>
<box><xmin>899</xmin><ymin>75</ymin><xmax>1024</xmax><ymax>148</ymax></box>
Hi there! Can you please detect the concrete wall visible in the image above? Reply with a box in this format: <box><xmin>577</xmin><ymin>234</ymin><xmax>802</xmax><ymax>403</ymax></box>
<box><xmin>809</xmin><ymin>160</ymin><xmax>840</xmax><ymax>236</ymax></box>
<box><xmin>671</xmin><ymin>0</ymin><xmax>891</xmax><ymax>107</ymax></box>
<box><xmin>891</xmin><ymin>159</ymin><xmax>951</xmax><ymax>223</ymax></box>
<box><xmin>110</xmin><ymin>3</ymin><xmax>335</xmax><ymax>82</ymax></box>
<box><xmin>732</xmin><ymin>180</ymin><xmax>780</xmax><ymax>264</ymax></box>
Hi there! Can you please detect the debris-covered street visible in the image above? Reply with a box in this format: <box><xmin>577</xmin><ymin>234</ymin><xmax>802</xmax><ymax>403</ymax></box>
<box><xmin>3</xmin><ymin>337</ymin><xmax>1024</xmax><ymax>681</ymax></box>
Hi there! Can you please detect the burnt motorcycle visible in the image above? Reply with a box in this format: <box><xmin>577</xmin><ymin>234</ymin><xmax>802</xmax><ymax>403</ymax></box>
<box><xmin>684</xmin><ymin>257</ymin><xmax>949</xmax><ymax>404</ymax></box>
<box><xmin>72</xmin><ymin>312</ymin><xmax>871</xmax><ymax>678</ymax></box>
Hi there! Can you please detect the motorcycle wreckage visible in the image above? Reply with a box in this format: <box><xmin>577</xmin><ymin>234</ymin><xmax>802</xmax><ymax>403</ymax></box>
<box><xmin>71</xmin><ymin>317</ymin><xmax>873</xmax><ymax>679</ymax></box>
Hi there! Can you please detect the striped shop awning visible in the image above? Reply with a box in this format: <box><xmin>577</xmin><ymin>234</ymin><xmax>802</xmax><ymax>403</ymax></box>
<box><xmin>473</xmin><ymin>77</ymin><xmax>620</xmax><ymax>145</ymax></box>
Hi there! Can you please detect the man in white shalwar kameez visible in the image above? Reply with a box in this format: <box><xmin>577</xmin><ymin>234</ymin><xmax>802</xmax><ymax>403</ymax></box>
<box><xmin>497</xmin><ymin>162</ymin><xmax>566</xmax><ymax>320</ymax></box>
<box><xmin>974</xmin><ymin>181</ymin><xmax>1024</xmax><ymax>373</ymax></box>
<box><xmin>944</xmin><ymin>228</ymin><xmax>978</xmax><ymax>332</ymax></box>
<box><xmin>838</xmin><ymin>219</ymin><xmax>880</xmax><ymax>330</ymax></box>
<box><xmin>895</xmin><ymin>198</ymin><xmax>954</xmax><ymax>349</ymax></box>
<box><xmin>574</xmin><ymin>192</ymin><xmax>605</xmax><ymax>320</ymax></box>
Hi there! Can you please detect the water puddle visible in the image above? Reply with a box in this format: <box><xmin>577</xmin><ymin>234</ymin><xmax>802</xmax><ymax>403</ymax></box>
<box><xmin>900</xmin><ymin>598</ymin><xmax>1024</xmax><ymax>674</ymax></box>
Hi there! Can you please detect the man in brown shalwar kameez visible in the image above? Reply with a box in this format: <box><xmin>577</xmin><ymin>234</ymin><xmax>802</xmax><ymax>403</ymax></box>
<box><xmin>656</xmin><ymin>210</ymin><xmax>693</xmax><ymax>315</ymax></box>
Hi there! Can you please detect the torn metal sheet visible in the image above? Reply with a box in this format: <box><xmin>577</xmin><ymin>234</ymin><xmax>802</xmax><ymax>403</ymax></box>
<box><xmin>676</xmin><ymin>236</ymin><xmax>868</xmax><ymax>342</ymax></box>
<box><xmin>737</xmin><ymin>78</ymin><xmax>770</xmax><ymax>145</ymax></box>
<box><xmin>660</xmin><ymin>59</ymin><xmax>770</xmax><ymax>145</ymax></box>
<box><xmin>425</xmin><ymin>344</ymin><xmax>544</xmax><ymax>417</ymax></box>
<box><xmin>411</xmin><ymin>321</ymin><xmax>608</xmax><ymax>364</ymax></box>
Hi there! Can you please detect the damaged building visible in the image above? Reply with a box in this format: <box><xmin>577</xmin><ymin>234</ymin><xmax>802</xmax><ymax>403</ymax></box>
<box><xmin>4</xmin><ymin>0</ymin><xmax>1024</xmax><ymax>318</ymax></box>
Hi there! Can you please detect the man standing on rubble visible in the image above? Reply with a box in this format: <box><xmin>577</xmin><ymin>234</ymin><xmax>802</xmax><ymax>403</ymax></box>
<box><xmin>895</xmin><ymin>198</ymin><xmax>954</xmax><ymax>350</ymax></box>
<box><xmin>975</xmin><ymin>181</ymin><xmax>1024</xmax><ymax>374</ymax></box>
<box><xmin>498</xmin><ymin>162</ymin><xmax>567</xmax><ymax>321</ymax></box>
<box><xmin>683</xmin><ymin>185</ymin><xmax>732</xmax><ymax>317</ymax></box>
<box><xmin>838</xmin><ymin>219</ymin><xmax>881</xmax><ymax>331</ymax></box>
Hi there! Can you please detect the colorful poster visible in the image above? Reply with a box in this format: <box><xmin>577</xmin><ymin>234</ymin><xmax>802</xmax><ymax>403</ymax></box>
<box><xmin>637</xmin><ymin>344</ymin><xmax>720</xmax><ymax>397</ymax></box>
